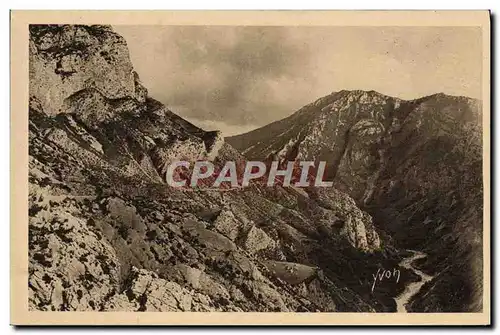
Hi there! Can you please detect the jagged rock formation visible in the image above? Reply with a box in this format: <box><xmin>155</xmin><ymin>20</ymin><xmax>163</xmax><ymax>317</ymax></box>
<box><xmin>228</xmin><ymin>90</ymin><xmax>483</xmax><ymax>312</ymax></box>
<box><xmin>29</xmin><ymin>25</ymin><xmax>144</xmax><ymax>115</ymax></box>
<box><xmin>29</xmin><ymin>25</ymin><xmax>417</xmax><ymax>313</ymax></box>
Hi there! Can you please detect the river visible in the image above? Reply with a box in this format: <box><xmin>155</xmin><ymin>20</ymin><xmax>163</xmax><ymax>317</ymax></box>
<box><xmin>395</xmin><ymin>250</ymin><xmax>434</xmax><ymax>312</ymax></box>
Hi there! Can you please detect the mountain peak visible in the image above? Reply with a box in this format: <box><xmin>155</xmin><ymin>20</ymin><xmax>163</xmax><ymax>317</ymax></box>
<box><xmin>338</xmin><ymin>89</ymin><xmax>386</xmax><ymax>96</ymax></box>
<box><xmin>227</xmin><ymin>88</ymin><xmax>481</xmax><ymax>187</ymax></box>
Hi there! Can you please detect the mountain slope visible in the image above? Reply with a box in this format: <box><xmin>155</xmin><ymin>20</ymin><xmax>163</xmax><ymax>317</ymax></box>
<box><xmin>28</xmin><ymin>25</ymin><xmax>419</xmax><ymax>313</ymax></box>
<box><xmin>227</xmin><ymin>90</ymin><xmax>483</xmax><ymax>312</ymax></box>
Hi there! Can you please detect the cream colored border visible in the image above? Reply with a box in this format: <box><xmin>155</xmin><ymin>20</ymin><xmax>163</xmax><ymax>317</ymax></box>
<box><xmin>10</xmin><ymin>10</ymin><xmax>491</xmax><ymax>326</ymax></box>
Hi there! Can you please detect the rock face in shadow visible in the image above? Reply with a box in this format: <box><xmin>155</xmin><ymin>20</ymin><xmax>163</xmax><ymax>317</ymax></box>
<box><xmin>28</xmin><ymin>25</ymin><xmax>409</xmax><ymax>312</ymax></box>
<box><xmin>228</xmin><ymin>89</ymin><xmax>483</xmax><ymax>312</ymax></box>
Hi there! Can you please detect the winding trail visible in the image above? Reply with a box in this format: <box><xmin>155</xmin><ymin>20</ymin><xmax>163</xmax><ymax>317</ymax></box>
<box><xmin>395</xmin><ymin>250</ymin><xmax>434</xmax><ymax>313</ymax></box>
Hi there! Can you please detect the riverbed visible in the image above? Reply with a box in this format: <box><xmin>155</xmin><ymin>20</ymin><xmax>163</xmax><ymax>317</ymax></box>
<box><xmin>395</xmin><ymin>250</ymin><xmax>434</xmax><ymax>312</ymax></box>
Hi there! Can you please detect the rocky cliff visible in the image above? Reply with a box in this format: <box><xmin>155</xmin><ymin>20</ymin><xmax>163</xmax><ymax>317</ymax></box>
<box><xmin>228</xmin><ymin>90</ymin><xmax>483</xmax><ymax>312</ymax></box>
<box><xmin>28</xmin><ymin>25</ymin><xmax>413</xmax><ymax>313</ymax></box>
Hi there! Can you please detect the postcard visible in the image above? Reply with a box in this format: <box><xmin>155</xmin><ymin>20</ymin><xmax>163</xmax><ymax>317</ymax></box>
<box><xmin>10</xmin><ymin>10</ymin><xmax>490</xmax><ymax>326</ymax></box>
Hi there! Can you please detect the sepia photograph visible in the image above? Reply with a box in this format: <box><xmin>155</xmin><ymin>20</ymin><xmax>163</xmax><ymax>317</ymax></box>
<box><xmin>10</xmin><ymin>10</ymin><xmax>490</xmax><ymax>326</ymax></box>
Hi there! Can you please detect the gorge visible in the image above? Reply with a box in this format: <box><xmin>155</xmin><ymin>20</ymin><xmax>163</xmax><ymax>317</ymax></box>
<box><xmin>28</xmin><ymin>24</ymin><xmax>483</xmax><ymax>313</ymax></box>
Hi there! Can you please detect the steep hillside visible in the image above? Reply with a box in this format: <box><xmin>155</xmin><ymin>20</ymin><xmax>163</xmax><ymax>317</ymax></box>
<box><xmin>228</xmin><ymin>90</ymin><xmax>483</xmax><ymax>312</ymax></box>
<box><xmin>28</xmin><ymin>25</ymin><xmax>417</xmax><ymax>312</ymax></box>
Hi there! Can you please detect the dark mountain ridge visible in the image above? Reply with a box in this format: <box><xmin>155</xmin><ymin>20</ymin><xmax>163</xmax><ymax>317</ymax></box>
<box><xmin>227</xmin><ymin>89</ymin><xmax>483</xmax><ymax>312</ymax></box>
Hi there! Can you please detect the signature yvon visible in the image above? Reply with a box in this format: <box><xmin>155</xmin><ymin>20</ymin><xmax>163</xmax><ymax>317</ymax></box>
<box><xmin>371</xmin><ymin>268</ymin><xmax>401</xmax><ymax>293</ymax></box>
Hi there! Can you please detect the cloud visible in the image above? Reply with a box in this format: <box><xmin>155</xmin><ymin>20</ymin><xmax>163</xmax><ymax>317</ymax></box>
<box><xmin>114</xmin><ymin>25</ymin><xmax>482</xmax><ymax>134</ymax></box>
<box><xmin>115</xmin><ymin>26</ymin><xmax>313</xmax><ymax>127</ymax></box>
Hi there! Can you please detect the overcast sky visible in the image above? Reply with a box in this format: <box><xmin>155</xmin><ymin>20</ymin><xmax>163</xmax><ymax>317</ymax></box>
<box><xmin>114</xmin><ymin>25</ymin><xmax>482</xmax><ymax>136</ymax></box>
